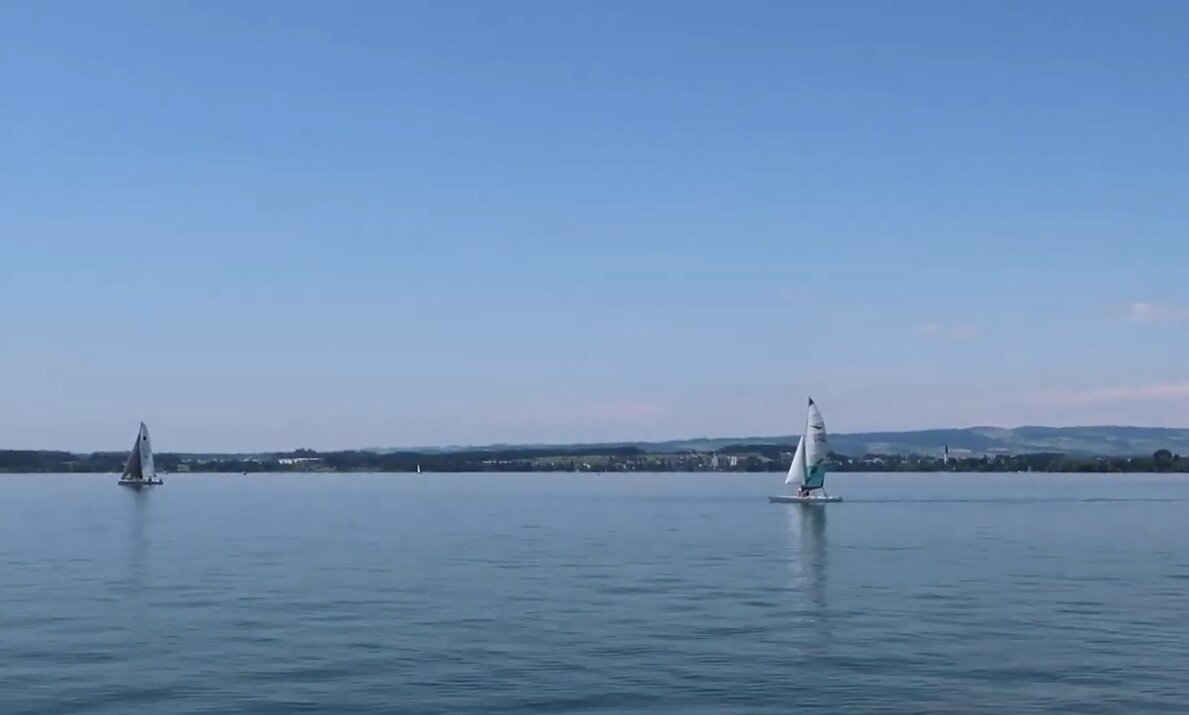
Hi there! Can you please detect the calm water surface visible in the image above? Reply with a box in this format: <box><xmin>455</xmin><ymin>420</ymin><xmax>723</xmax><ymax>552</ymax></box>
<box><xmin>2</xmin><ymin>472</ymin><xmax>1188</xmax><ymax>714</ymax></box>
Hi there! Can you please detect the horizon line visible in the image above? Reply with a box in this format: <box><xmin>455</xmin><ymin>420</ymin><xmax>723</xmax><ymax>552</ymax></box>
<box><xmin>12</xmin><ymin>423</ymin><xmax>1189</xmax><ymax>455</ymax></box>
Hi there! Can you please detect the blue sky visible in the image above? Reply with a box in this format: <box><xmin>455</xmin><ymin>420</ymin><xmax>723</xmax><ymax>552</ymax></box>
<box><xmin>4</xmin><ymin>1</ymin><xmax>1188</xmax><ymax>451</ymax></box>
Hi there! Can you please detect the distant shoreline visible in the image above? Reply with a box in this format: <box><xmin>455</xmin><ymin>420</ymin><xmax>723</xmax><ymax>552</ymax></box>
<box><xmin>4</xmin><ymin>447</ymin><xmax>1188</xmax><ymax>474</ymax></box>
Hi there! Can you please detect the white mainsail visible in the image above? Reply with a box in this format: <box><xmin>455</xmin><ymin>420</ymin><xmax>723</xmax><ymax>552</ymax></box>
<box><xmin>139</xmin><ymin>423</ymin><xmax>156</xmax><ymax>481</ymax></box>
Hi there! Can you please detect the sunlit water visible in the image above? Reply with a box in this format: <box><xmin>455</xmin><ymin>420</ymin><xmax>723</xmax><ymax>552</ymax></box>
<box><xmin>2</xmin><ymin>472</ymin><xmax>1187</xmax><ymax>714</ymax></box>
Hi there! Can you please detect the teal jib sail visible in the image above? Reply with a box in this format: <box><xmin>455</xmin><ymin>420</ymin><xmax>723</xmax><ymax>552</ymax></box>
<box><xmin>803</xmin><ymin>460</ymin><xmax>827</xmax><ymax>490</ymax></box>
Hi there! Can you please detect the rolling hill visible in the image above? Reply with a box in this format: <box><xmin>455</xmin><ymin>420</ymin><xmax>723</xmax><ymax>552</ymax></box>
<box><xmin>371</xmin><ymin>426</ymin><xmax>1189</xmax><ymax>458</ymax></box>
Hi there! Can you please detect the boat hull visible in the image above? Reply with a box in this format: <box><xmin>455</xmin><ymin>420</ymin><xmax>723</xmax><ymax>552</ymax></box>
<box><xmin>768</xmin><ymin>495</ymin><xmax>841</xmax><ymax>504</ymax></box>
<box><xmin>118</xmin><ymin>478</ymin><xmax>163</xmax><ymax>488</ymax></box>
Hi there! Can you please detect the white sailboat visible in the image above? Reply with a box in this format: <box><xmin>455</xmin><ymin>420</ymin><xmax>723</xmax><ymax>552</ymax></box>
<box><xmin>769</xmin><ymin>398</ymin><xmax>841</xmax><ymax>503</ymax></box>
<box><xmin>118</xmin><ymin>422</ymin><xmax>164</xmax><ymax>488</ymax></box>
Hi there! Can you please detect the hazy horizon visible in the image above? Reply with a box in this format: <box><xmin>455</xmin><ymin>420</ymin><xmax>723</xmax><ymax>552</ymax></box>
<box><xmin>6</xmin><ymin>2</ymin><xmax>1188</xmax><ymax>451</ymax></box>
<box><xmin>16</xmin><ymin>421</ymin><xmax>1189</xmax><ymax>456</ymax></box>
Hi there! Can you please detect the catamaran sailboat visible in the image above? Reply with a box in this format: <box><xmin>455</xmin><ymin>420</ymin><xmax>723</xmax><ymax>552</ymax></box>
<box><xmin>768</xmin><ymin>398</ymin><xmax>841</xmax><ymax>503</ymax></box>
<box><xmin>118</xmin><ymin>422</ymin><xmax>164</xmax><ymax>488</ymax></box>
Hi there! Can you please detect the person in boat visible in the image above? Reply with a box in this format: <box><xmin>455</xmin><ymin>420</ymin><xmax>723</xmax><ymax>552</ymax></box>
<box><xmin>798</xmin><ymin>486</ymin><xmax>811</xmax><ymax>497</ymax></box>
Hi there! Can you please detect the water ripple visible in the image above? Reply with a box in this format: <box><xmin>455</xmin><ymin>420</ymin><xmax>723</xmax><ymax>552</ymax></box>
<box><xmin>2</xmin><ymin>473</ymin><xmax>1189</xmax><ymax>714</ymax></box>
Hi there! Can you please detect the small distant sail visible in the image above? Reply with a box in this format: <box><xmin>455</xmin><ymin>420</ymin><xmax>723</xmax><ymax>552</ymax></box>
<box><xmin>121</xmin><ymin>423</ymin><xmax>156</xmax><ymax>482</ymax></box>
<box><xmin>785</xmin><ymin>398</ymin><xmax>828</xmax><ymax>490</ymax></box>
<box><xmin>139</xmin><ymin>423</ymin><xmax>156</xmax><ymax>480</ymax></box>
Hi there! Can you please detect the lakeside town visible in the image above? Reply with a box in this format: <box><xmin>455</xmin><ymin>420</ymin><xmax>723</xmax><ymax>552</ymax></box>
<box><xmin>5</xmin><ymin>445</ymin><xmax>1189</xmax><ymax>474</ymax></box>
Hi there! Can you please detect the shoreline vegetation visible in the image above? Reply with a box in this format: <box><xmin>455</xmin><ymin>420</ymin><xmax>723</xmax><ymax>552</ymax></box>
<box><xmin>4</xmin><ymin>447</ymin><xmax>1189</xmax><ymax>474</ymax></box>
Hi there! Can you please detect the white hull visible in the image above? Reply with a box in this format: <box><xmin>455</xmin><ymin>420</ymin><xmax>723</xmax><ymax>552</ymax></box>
<box><xmin>118</xmin><ymin>478</ymin><xmax>163</xmax><ymax>488</ymax></box>
<box><xmin>768</xmin><ymin>494</ymin><xmax>841</xmax><ymax>504</ymax></box>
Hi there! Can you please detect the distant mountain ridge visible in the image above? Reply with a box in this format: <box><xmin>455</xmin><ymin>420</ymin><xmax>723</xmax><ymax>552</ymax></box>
<box><xmin>368</xmin><ymin>426</ymin><xmax>1189</xmax><ymax>458</ymax></box>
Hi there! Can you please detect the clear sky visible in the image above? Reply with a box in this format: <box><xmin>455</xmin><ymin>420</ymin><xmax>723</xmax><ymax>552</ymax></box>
<box><xmin>4</xmin><ymin>1</ymin><xmax>1188</xmax><ymax>451</ymax></box>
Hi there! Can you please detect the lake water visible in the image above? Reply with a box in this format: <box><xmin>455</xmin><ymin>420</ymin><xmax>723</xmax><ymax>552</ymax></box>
<box><xmin>2</xmin><ymin>472</ymin><xmax>1187</xmax><ymax>714</ymax></box>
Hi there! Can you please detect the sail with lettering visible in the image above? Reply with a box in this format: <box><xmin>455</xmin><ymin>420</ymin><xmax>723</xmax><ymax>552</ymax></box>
<box><xmin>118</xmin><ymin>422</ymin><xmax>163</xmax><ymax>487</ymax></box>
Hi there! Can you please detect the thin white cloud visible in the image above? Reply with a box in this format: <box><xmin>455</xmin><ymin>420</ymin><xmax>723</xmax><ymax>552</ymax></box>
<box><xmin>1033</xmin><ymin>381</ymin><xmax>1189</xmax><ymax>406</ymax></box>
<box><xmin>914</xmin><ymin>322</ymin><xmax>978</xmax><ymax>340</ymax></box>
<box><xmin>1126</xmin><ymin>302</ymin><xmax>1189</xmax><ymax>324</ymax></box>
